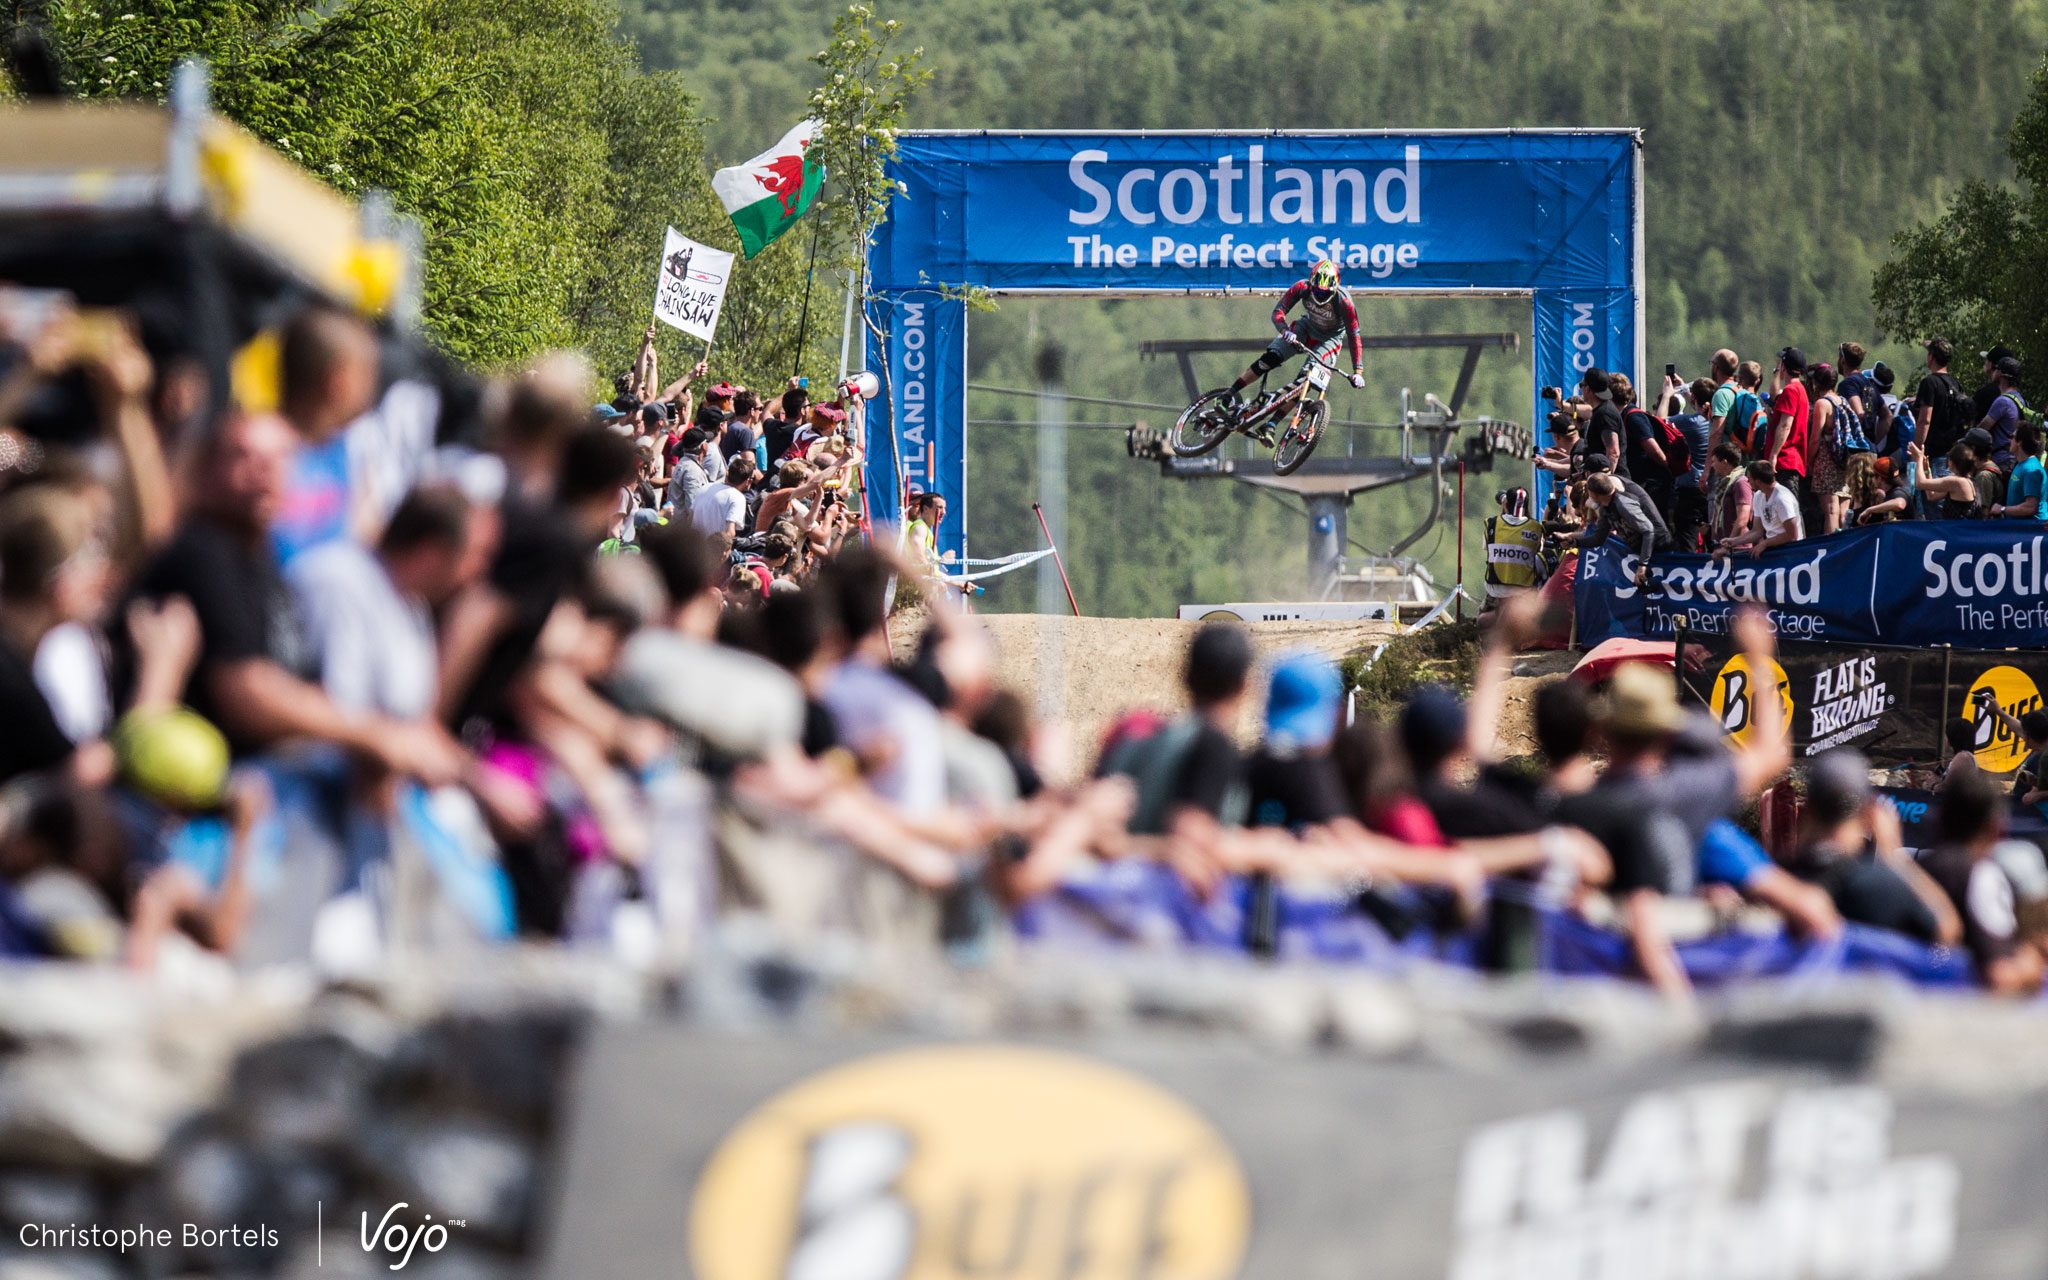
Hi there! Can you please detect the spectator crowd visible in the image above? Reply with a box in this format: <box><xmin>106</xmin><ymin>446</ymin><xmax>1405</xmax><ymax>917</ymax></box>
<box><xmin>1525</xmin><ymin>338</ymin><xmax>2043</xmax><ymax>582</ymax></box>
<box><xmin>0</xmin><ymin>288</ymin><xmax>2043</xmax><ymax>1004</ymax></box>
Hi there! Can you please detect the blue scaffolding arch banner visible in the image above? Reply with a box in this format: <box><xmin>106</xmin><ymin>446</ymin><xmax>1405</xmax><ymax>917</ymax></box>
<box><xmin>863</xmin><ymin>131</ymin><xmax>1644</xmax><ymax>558</ymax></box>
<box><xmin>1576</xmin><ymin>522</ymin><xmax>2048</xmax><ymax>650</ymax></box>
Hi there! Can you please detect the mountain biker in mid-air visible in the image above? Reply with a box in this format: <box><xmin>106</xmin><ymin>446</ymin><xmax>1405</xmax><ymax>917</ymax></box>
<box><xmin>1226</xmin><ymin>259</ymin><xmax>1366</xmax><ymax>434</ymax></box>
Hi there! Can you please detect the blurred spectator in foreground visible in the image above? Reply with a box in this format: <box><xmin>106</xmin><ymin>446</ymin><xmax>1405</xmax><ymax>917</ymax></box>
<box><xmin>0</xmin><ymin>486</ymin><xmax>198</xmax><ymax>788</ymax></box>
<box><xmin>1922</xmin><ymin>770</ymin><xmax>2044</xmax><ymax>995</ymax></box>
<box><xmin>1555</xmin><ymin>608</ymin><xmax>1790</xmax><ymax>1004</ymax></box>
<box><xmin>1781</xmin><ymin>749</ymin><xmax>1954</xmax><ymax>945</ymax></box>
<box><xmin>271</xmin><ymin>305</ymin><xmax>381</xmax><ymax>562</ymax></box>
<box><xmin>290</xmin><ymin>486</ymin><xmax>484</xmax><ymax>721</ymax></box>
<box><xmin>130</xmin><ymin>412</ymin><xmax>459</xmax><ymax>781</ymax></box>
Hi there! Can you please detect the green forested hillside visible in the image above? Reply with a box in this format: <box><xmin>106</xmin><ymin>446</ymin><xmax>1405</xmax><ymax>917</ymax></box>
<box><xmin>623</xmin><ymin>0</ymin><xmax>2048</xmax><ymax>613</ymax></box>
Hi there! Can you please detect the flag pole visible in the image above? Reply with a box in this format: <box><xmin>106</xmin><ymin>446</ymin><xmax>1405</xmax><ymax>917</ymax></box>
<box><xmin>792</xmin><ymin>213</ymin><xmax>823</xmax><ymax>380</ymax></box>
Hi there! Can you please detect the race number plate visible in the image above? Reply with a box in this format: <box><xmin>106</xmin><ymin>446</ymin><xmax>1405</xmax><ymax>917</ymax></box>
<box><xmin>1306</xmin><ymin>362</ymin><xmax>1331</xmax><ymax>390</ymax></box>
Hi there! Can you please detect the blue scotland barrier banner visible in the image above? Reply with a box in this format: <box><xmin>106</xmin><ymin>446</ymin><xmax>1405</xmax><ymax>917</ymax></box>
<box><xmin>1576</xmin><ymin>523</ymin><xmax>2048</xmax><ymax>650</ymax></box>
<box><xmin>865</xmin><ymin>131</ymin><xmax>1643</xmax><ymax>557</ymax></box>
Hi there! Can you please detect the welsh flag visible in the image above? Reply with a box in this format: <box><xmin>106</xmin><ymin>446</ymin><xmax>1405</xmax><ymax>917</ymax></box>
<box><xmin>712</xmin><ymin>119</ymin><xmax>825</xmax><ymax>259</ymax></box>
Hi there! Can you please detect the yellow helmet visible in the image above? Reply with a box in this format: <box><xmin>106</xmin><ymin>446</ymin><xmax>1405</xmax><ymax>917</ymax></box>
<box><xmin>1309</xmin><ymin>259</ymin><xmax>1340</xmax><ymax>294</ymax></box>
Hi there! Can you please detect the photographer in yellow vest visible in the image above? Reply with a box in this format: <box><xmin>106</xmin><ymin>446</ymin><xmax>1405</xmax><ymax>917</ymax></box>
<box><xmin>1483</xmin><ymin>486</ymin><xmax>1544</xmax><ymax>611</ymax></box>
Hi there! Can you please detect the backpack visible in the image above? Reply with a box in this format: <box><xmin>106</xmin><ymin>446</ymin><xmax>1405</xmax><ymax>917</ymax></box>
<box><xmin>1923</xmin><ymin>372</ymin><xmax>1974</xmax><ymax>450</ymax></box>
<box><xmin>1729</xmin><ymin>389</ymin><xmax>1770</xmax><ymax>454</ymax></box>
<box><xmin>1622</xmin><ymin>406</ymin><xmax>1689</xmax><ymax>476</ymax></box>
<box><xmin>1828</xmin><ymin>392</ymin><xmax>1875</xmax><ymax>461</ymax></box>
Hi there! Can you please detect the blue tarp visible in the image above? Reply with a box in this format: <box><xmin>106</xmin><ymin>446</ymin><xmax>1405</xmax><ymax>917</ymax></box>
<box><xmin>1017</xmin><ymin>866</ymin><xmax>1979</xmax><ymax>989</ymax></box>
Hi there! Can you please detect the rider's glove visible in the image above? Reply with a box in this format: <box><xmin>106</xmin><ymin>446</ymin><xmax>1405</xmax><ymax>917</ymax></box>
<box><xmin>1349</xmin><ymin>371</ymin><xmax>1366</xmax><ymax>389</ymax></box>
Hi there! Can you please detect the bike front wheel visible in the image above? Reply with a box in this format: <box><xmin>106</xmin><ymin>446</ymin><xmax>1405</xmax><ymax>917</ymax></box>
<box><xmin>1273</xmin><ymin>398</ymin><xmax>1328</xmax><ymax>476</ymax></box>
<box><xmin>1172</xmin><ymin>389</ymin><xmax>1240</xmax><ymax>458</ymax></box>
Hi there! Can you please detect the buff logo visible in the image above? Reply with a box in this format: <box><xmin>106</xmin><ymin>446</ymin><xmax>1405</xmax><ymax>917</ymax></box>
<box><xmin>1449</xmin><ymin>1082</ymin><xmax>1959</xmax><ymax>1280</ymax></box>
<box><xmin>690</xmin><ymin>1045</ymin><xmax>1251</xmax><ymax>1280</ymax></box>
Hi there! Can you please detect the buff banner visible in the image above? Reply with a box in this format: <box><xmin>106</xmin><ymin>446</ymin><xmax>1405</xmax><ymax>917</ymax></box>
<box><xmin>1674</xmin><ymin>634</ymin><xmax>2048</xmax><ymax>772</ymax></box>
<box><xmin>544</xmin><ymin>1028</ymin><xmax>2048</xmax><ymax>1279</ymax></box>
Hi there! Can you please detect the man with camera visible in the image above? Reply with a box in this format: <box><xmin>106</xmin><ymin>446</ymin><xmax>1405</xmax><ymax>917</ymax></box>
<box><xmin>1574</xmin><ymin>474</ymin><xmax>1656</xmax><ymax>588</ymax></box>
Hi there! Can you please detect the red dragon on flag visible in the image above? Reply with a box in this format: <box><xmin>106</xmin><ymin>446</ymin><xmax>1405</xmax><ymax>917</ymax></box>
<box><xmin>758</xmin><ymin>140</ymin><xmax>811</xmax><ymax>217</ymax></box>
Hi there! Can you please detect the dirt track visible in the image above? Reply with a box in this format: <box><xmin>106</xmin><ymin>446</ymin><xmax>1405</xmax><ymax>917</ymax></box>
<box><xmin>894</xmin><ymin>611</ymin><xmax>1405</xmax><ymax>767</ymax></box>
<box><xmin>890</xmin><ymin>609</ymin><xmax>1577</xmax><ymax>777</ymax></box>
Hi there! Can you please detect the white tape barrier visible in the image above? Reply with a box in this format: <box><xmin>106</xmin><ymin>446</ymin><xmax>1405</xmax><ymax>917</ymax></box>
<box><xmin>935</xmin><ymin>548</ymin><xmax>1055</xmax><ymax>586</ymax></box>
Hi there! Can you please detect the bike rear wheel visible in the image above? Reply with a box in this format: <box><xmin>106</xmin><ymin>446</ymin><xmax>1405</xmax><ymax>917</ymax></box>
<box><xmin>1172</xmin><ymin>389</ymin><xmax>1239</xmax><ymax>458</ymax></box>
<box><xmin>1273</xmin><ymin>399</ymin><xmax>1328</xmax><ymax>476</ymax></box>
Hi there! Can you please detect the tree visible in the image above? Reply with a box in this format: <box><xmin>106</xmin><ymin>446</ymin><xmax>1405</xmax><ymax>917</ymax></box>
<box><xmin>1874</xmin><ymin>55</ymin><xmax>2048</xmax><ymax>404</ymax></box>
<box><xmin>805</xmin><ymin>5</ymin><xmax>927</xmax><ymax>276</ymax></box>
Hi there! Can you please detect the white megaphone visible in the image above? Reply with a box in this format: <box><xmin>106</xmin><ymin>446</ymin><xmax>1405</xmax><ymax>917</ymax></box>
<box><xmin>841</xmin><ymin>370</ymin><xmax>881</xmax><ymax>401</ymax></box>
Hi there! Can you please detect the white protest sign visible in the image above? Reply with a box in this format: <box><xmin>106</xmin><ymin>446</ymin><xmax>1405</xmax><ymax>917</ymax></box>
<box><xmin>652</xmin><ymin>226</ymin><xmax>734</xmax><ymax>343</ymax></box>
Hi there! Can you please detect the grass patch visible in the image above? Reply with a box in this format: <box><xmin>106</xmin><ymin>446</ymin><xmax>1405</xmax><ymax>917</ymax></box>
<box><xmin>1342</xmin><ymin>619</ymin><xmax>1483</xmax><ymax>722</ymax></box>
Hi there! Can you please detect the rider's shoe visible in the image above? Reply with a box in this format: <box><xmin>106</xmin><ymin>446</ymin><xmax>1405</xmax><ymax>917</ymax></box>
<box><xmin>1253</xmin><ymin>422</ymin><xmax>1277</xmax><ymax>447</ymax></box>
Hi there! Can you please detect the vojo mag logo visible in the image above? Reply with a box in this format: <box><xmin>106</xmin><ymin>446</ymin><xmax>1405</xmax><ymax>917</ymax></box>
<box><xmin>688</xmin><ymin>1044</ymin><xmax>1252</xmax><ymax>1280</ymax></box>
<box><xmin>1967</xmin><ymin>665</ymin><xmax>2043</xmax><ymax>772</ymax></box>
<box><xmin>1710</xmin><ymin>653</ymin><xmax>1794</xmax><ymax>748</ymax></box>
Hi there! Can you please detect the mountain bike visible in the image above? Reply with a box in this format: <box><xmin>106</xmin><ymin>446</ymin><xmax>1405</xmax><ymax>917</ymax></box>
<box><xmin>1171</xmin><ymin>336</ymin><xmax>1345</xmax><ymax>477</ymax></box>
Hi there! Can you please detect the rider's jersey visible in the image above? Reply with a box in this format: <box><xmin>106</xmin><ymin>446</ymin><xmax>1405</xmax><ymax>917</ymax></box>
<box><xmin>1273</xmin><ymin>281</ymin><xmax>1364</xmax><ymax>368</ymax></box>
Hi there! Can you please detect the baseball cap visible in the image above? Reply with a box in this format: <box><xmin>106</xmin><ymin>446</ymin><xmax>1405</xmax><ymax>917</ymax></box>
<box><xmin>1982</xmin><ymin>344</ymin><xmax>2016</xmax><ymax>365</ymax></box>
<box><xmin>640</xmin><ymin>401</ymin><xmax>670</xmax><ymax>426</ymax></box>
<box><xmin>1872</xmin><ymin>361</ymin><xmax>1896</xmax><ymax>390</ymax></box>
<box><xmin>1583</xmin><ymin>452</ymin><xmax>1614</xmax><ymax>472</ymax></box>
<box><xmin>1580</xmin><ymin>367</ymin><xmax>1611</xmax><ymax>397</ymax></box>
<box><xmin>708</xmin><ymin>381</ymin><xmax>738</xmax><ymax>400</ymax></box>
<box><xmin>1996</xmin><ymin>355</ymin><xmax>2023</xmax><ymax>380</ymax></box>
<box><xmin>812</xmin><ymin>404</ymin><xmax>848</xmax><ymax>423</ymax></box>
<box><xmin>592</xmin><ymin>403</ymin><xmax>623</xmax><ymax>420</ymax></box>
<box><xmin>694</xmin><ymin>405</ymin><xmax>731</xmax><ymax>430</ymax></box>
<box><xmin>1778</xmin><ymin>346</ymin><xmax>1807</xmax><ymax>373</ymax></box>
<box><xmin>679</xmin><ymin>426</ymin><xmax>712</xmax><ymax>452</ymax></box>
<box><xmin>1263</xmin><ymin>651</ymin><xmax>1344</xmax><ymax>752</ymax></box>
